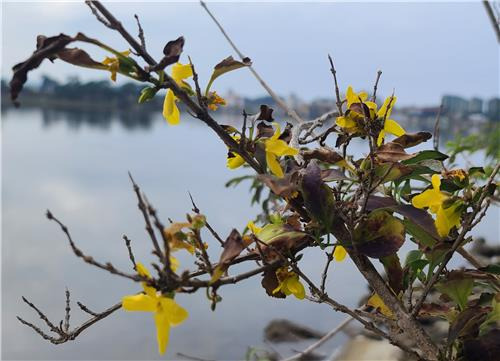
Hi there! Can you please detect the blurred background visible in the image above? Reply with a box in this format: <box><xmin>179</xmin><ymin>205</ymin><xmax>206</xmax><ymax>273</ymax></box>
<box><xmin>2</xmin><ymin>1</ymin><xmax>499</xmax><ymax>360</ymax></box>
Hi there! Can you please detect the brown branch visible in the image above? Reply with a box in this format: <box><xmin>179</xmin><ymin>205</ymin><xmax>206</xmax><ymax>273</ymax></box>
<box><xmin>122</xmin><ymin>235</ymin><xmax>137</xmax><ymax>270</ymax></box>
<box><xmin>371</xmin><ymin>70</ymin><xmax>382</xmax><ymax>102</ymax></box>
<box><xmin>328</xmin><ymin>54</ymin><xmax>343</xmax><ymax>116</ymax></box>
<box><xmin>134</xmin><ymin>14</ymin><xmax>146</xmax><ymax>51</ymax></box>
<box><xmin>46</xmin><ymin>210</ymin><xmax>141</xmax><ymax>282</ymax></box>
<box><xmin>18</xmin><ymin>291</ymin><xmax>122</xmax><ymax>345</ymax></box>
<box><xmin>433</xmin><ymin>103</ymin><xmax>443</xmax><ymax>152</ymax></box>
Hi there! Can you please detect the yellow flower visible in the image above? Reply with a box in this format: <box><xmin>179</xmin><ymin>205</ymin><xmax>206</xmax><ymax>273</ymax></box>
<box><xmin>102</xmin><ymin>50</ymin><xmax>131</xmax><ymax>82</ymax></box>
<box><xmin>346</xmin><ymin>86</ymin><xmax>368</xmax><ymax>108</ymax></box>
<box><xmin>376</xmin><ymin>96</ymin><xmax>405</xmax><ymax>146</ymax></box>
<box><xmin>264</xmin><ymin>123</ymin><xmax>299</xmax><ymax>178</ymax></box>
<box><xmin>226</xmin><ymin>135</ymin><xmax>246</xmax><ymax>169</ymax></box>
<box><xmin>207</xmin><ymin>91</ymin><xmax>226</xmax><ymax>111</ymax></box>
<box><xmin>336</xmin><ymin>85</ymin><xmax>377</xmax><ymax>133</ymax></box>
<box><xmin>273</xmin><ymin>267</ymin><xmax>305</xmax><ymax>300</ymax></box>
<box><xmin>367</xmin><ymin>293</ymin><xmax>394</xmax><ymax>318</ymax></box>
<box><xmin>122</xmin><ymin>263</ymin><xmax>188</xmax><ymax>355</ymax></box>
<box><xmin>333</xmin><ymin>245</ymin><xmax>347</xmax><ymax>262</ymax></box>
<box><xmin>411</xmin><ymin>174</ymin><xmax>461</xmax><ymax>237</ymax></box>
<box><xmin>163</xmin><ymin>62</ymin><xmax>193</xmax><ymax>125</ymax></box>
<box><xmin>247</xmin><ymin>221</ymin><xmax>262</xmax><ymax>235</ymax></box>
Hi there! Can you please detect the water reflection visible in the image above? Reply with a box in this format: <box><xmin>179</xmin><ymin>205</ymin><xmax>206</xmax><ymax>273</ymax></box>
<box><xmin>2</xmin><ymin>108</ymin><xmax>498</xmax><ymax>360</ymax></box>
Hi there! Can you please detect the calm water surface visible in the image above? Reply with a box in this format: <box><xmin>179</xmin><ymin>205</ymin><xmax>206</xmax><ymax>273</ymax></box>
<box><xmin>2</xmin><ymin>109</ymin><xmax>498</xmax><ymax>360</ymax></box>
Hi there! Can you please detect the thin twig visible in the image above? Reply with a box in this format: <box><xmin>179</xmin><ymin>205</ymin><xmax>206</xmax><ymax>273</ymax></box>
<box><xmin>483</xmin><ymin>0</ymin><xmax>500</xmax><ymax>43</ymax></box>
<box><xmin>63</xmin><ymin>288</ymin><xmax>71</xmax><ymax>333</ymax></box>
<box><xmin>281</xmin><ymin>316</ymin><xmax>354</xmax><ymax>361</ymax></box>
<box><xmin>200</xmin><ymin>0</ymin><xmax>305</xmax><ymax>125</ymax></box>
<box><xmin>134</xmin><ymin>14</ymin><xmax>146</xmax><ymax>50</ymax></box>
<box><xmin>46</xmin><ymin>210</ymin><xmax>141</xmax><ymax>282</ymax></box>
<box><xmin>433</xmin><ymin>104</ymin><xmax>443</xmax><ymax>151</ymax></box>
<box><xmin>371</xmin><ymin>70</ymin><xmax>382</xmax><ymax>102</ymax></box>
<box><xmin>122</xmin><ymin>235</ymin><xmax>137</xmax><ymax>270</ymax></box>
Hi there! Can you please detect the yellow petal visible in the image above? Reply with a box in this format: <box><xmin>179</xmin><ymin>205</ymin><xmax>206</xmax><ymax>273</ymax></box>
<box><xmin>227</xmin><ymin>153</ymin><xmax>245</xmax><ymax>169</ymax></box>
<box><xmin>162</xmin><ymin>90</ymin><xmax>180</xmax><ymax>125</ymax></box>
<box><xmin>272</xmin><ymin>282</ymin><xmax>284</xmax><ymax>295</ymax></box>
<box><xmin>266</xmin><ymin>152</ymin><xmax>284</xmax><ymax>178</ymax></box>
<box><xmin>377</xmin><ymin>96</ymin><xmax>397</xmax><ymax>119</ymax></box>
<box><xmin>270</xmin><ymin>122</ymin><xmax>281</xmax><ymax>140</ymax></box>
<box><xmin>286</xmin><ymin>276</ymin><xmax>305</xmax><ymax>300</ymax></box>
<box><xmin>171</xmin><ymin>63</ymin><xmax>193</xmax><ymax>83</ymax></box>
<box><xmin>436</xmin><ymin>204</ymin><xmax>461</xmax><ymax>237</ymax></box>
<box><xmin>160</xmin><ymin>298</ymin><xmax>189</xmax><ymax>326</ymax></box>
<box><xmin>333</xmin><ymin>245</ymin><xmax>347</xmax><ymax>262</ymax></box>
<box><xmin>411</xmin><ymin>189</ymin><xmax>442</xmax><ymax>210</ymax></box>
<box><xmin>169</xmin><ymin>256</ymin><xmax>179</xmax><ymax>272</ymax></box>
<box><xmin>336</xmin><ymin>116</ymin><xmax>357</xmax><ymax>130</ymax></box>
<box><xmin>247</xmin><ymin>221</ymin><xmax>262</xmax><ymax>235</ymax></box>
<box><xmin>377</xmin><ymin>129</ymin><xmax>386</xmax><ymax>147</ymax></box>
<box><xmin>121</xmin><ymin>294</ymin><xmax>156</xmax><ymax>312</ymax></box>
<box><xmin>431</xmin><ymin>174</ymin><xmax>441</xmax><ymax>191</ymax></box>
<box><xmin>367</xmin><ymin>293</ymin><xmax>394</xmax><ymax>318</ymax></box>
<box><xmin>154</xmin><ymin>311</ymin><xmax>171</xmax><ymax>355</ymax></box>
<box><xmin>265</xmin><ymin>138</ymin><xmax>298</xmax><ymax>157</ymax></box>
<box><xmin>136</xmin><ymin>263</ymin><xmax>151</xmax><ymax>278</ymax></box>
<box><xmin>384</xmin><ymin>119</ymin><xmax>405</xmax><ymax>137</ymax></box>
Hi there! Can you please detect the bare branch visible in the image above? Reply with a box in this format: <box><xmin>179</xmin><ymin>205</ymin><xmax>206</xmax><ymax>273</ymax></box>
<box><xmin>122</xmin><ymin>235</ymin><xmax>137</xmax><ymax>270</ymax></box>
<box><xmin>134</xmin><ymin>14</ymin><xmax>146</xmax><ymax>50</ymax></box>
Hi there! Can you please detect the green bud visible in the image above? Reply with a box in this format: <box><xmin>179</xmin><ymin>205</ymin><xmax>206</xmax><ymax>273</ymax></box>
<box><xmin>138</xmin><ymin>86</ymin><xmax>158</xmax><ymax>104</ymax></box>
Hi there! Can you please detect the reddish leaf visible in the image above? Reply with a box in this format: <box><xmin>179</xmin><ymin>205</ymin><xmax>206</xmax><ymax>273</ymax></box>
<box><xmin>392</xmin><ymin>132</ymin><xmax>432</xmax><ymax>148</ymax></box>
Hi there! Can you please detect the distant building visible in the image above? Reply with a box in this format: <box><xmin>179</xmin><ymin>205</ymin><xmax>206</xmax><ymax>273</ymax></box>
<box><xmin>442</xmin><ymin>95</ymin><xmax>468</xmax><ymax>115</ymax></box>
<box><xmin>486</xmin><ymin>98</ymin><xmax>500</xmax><ymax>121</ymax></box>
<box><xmin>468</xmin><ymin>97</ymin><xmax>483</xmax><ymax>114</ymax></box>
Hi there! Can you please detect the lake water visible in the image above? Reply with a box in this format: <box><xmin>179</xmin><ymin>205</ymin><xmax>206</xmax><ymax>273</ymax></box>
<box><xmin>2</xmin><ymin>108</ymin><xmax>498</xmax><ymax>360</ymax></box>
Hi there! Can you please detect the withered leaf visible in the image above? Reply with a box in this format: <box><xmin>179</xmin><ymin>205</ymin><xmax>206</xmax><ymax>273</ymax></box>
<box><xmin>321</xmin><ymin>168</ymin><xmax>349</xmax><ymax>182</ymax></box>
<box><xmin>448</xmin><ymin>306</ymin><xmax>488</xmax><ymax>347</ymax></box>
<box><xmin>211</xmin><ymin>229</ymin><xmax>253</xmax><ymax>283</ymax></box>
<box><xmin>256</xmin><ymin>224</ymin><xmax>308</xmax><ymax>260</ymax></box>
<box><xmin>148</xmin><ymin>36</ymin><xmax>185</xmax><ymax>72</ymax></box>
<box><xmin>11</xmin><ymin>33</ymin><xmax>74</xmax><ymax>104</ymax></box>
<box><xmin>206</xmin><ymin>56</ymin><xmax>251</xmax><ymax>94</ymax></box>
<box><xmin>278</xmin><ymin>122</ymin><xmax>293</xmax><ymax>143</ymax></box>
<box><xmin>374</xmin><ymin>161</ymin><xmax>413</xmax><ymax>183</ymax></box>
<box><xmin>300</xmin><ymin>161</ymin><xmax>335</xmax><ymax>230</ymax></box>
<box><xmin>302</xmin><ymin>148</ymin><xmax>344</xmax><ymax>165</ymax></box>
<box><xmin>56</xmin><ymin>47</ymin><xmax>106</xmax><ymax>69</ymax></box>
<box><xmin>463</xmin><ymin>329</ymin><xmax>500</xmax><ymax>361</ymax></box>
<box><xmin>365</xmin><ymin>195</ymin><xmax>440</xmax><ymax>243</ymax></box>
<box><xmin>257</xmin><ymin>174</ymin><xmax>297</xmax><ymax>198</ymax></box>
<box><xmin>353</xmin><ymin>210</ymin><xmax>405</xmax><ymax>258</ymax></box>
<box><xmin>393</xmin><ymin>132</ymin><xmax>432</xmax><ymax>148</ymax></box>
<box><xmin>375</xmin><ymin>142</ymin><xmax>415</xmax><ymax>162</ymax></box>
<box><xmin>262</xmin><ymin>268</ymin><xmax>285</xmax><ymax>298</ymax></box>
<box><xmin>256</xmin><ymin>121</ymin><xmax>275</xmax><ymax>139</ymax></box>
<box><xmin>257</xmin><ymin>104</ymin><xmax>275</xmax><ymax>122</ymax></box>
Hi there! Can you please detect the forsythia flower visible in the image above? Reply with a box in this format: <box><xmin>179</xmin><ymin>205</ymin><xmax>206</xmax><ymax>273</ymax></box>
<box><xmin>336</xmin><ymin>86</ymin><xmax>377</xmax><ymax>133</ymax></box>
<box><xmin>122</xmin><ymin>263</ymin><xmax>188</xmax><ymax>355</ymax></box>
<box><xmin>102</xmin><ymin>50</ymin><xmax>131</xmax><ymax>82</ymax></box>
<box><xmin>226</xmin><ymin>135</ymin><xmax>246</xmax><ymax>169</ymax></box>
<box><xmin>333</xmin><ymin>245</ymin><xmax>347</xmax><ymax>261</ymax></box>
<box><xmin>411</xmin><ymin>174</ymin><xmax>462</xmax><ymax>237</ymax></box>
<box><xmin>163</xmin><ymin>62</ymin><xmax>193</xmax><ymax>125</ymax></box>
<box><xmin>247</xmin><ymin>221</ymin><xmax>262</xmax><ymax>235</ymax></box>
<box><xmin>265</xmin><ymin>123</ymin><xmax>299</xmax><ymax>178</ymax></box>
<box><xmin>207</xmin><ymin>91</ymin><xmax>227</xmax><ymax>111</ymax></box>
<box><xmin>273</xmin><ymin>267</ymin><xmax>305</xmax><ymax>300</ymax></box>
<box><xmin>376</xmin><ymin>96</ymin><xmax>405</xmax><ymax>146</ymax></box>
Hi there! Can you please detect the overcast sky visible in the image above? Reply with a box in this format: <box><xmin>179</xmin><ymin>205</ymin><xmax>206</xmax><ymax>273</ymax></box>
<box><xmin>1</xmin><ymin>1</ymin><xmax>499</xmax><ymax>106</ymax></box>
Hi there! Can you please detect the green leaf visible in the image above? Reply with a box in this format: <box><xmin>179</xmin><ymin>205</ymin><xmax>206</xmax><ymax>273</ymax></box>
<box><xmin>436</xmin><ymin>274</ymin><xmax>474</xmax><ymax>311</ymax></box>
<box><xmin>402</xmin><ymin>150</ymin><xmax>449</xmax><ymax>165</ymax></box>
<box><xmin>205</xmin><ymin>56</ymin><xmax>251</xmax><ymax>95</ymax></box>
<box><xmin>479</xmin><ymin>264</ymin><xmax>500</xmax><ymax>275</ymax></box>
